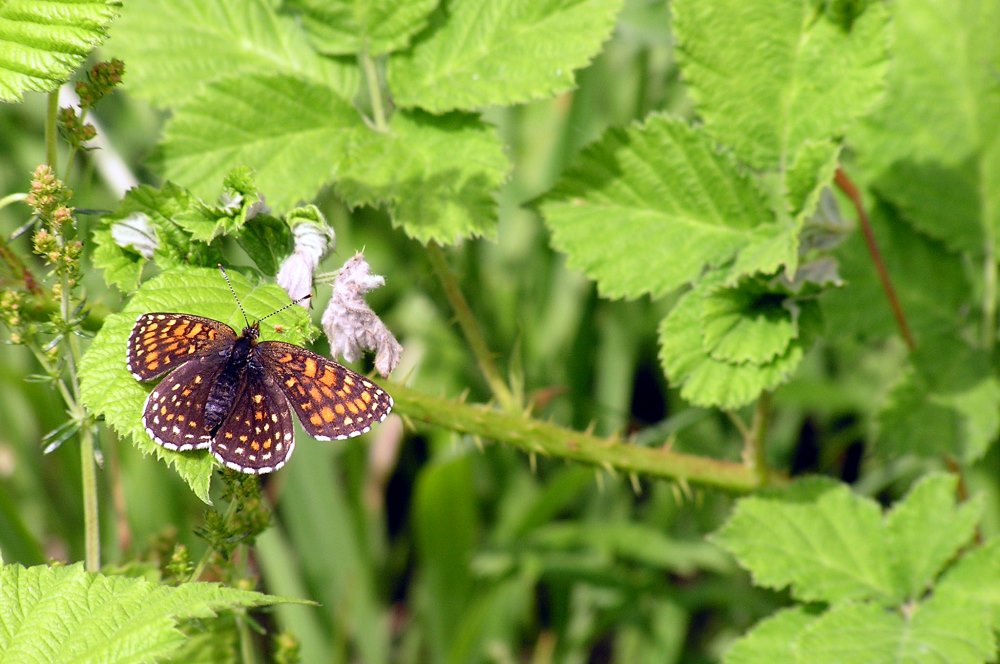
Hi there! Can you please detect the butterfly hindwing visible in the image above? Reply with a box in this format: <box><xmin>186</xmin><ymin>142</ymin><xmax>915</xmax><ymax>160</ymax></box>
<box><xmin>141</xmin><ymin>352</ymin><xmax>230</xmax><ymax>451</ymax></box>
<box><xmin>211</xmin><ymin>369</ymin><xmax>295</xmax><ymax>474</ymax></box>
<box><xmin>257</xmin><ymin>341</ymin><xmax>393</xmax><ymax>441</ymax></box>
<box><xmin>128</xmin><ymin>313</ymin><xmax>236</xmax><ymax>381</ymax></box>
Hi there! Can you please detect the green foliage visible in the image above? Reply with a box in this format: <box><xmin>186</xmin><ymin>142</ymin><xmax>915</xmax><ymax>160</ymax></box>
<box><xmin>0</xmin><ymin>0</ymin><xmax>120</xmax><ymax>102</ymax></box>
<box><xmin>0</xmin><ymin>562</ymin><xmax>299</xmax><ymax>662</ymax></box>
<box><xmin>79</xmin><ymin>268</ymin><xmax>312</xmax><ymax>502</ymax></box>
<box><xmin>716</xmin><ymin>474</ymin><xmax>997</xmax><ymax>663</ymax></box>
<box><xmin>286</xmin><ymin>0</ymin><xmax>439</xmax><ymax>56</ymax></box>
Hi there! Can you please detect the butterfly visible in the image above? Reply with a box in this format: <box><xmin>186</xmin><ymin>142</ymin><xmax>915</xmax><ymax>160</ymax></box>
<box><xmin>126</xmin><ymin>270</ymin><xmax>393</xmax><ymax>474</ymax></box>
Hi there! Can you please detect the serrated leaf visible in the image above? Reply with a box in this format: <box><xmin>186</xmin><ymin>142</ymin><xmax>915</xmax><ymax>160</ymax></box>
<box><xmin>237</xmin><ymin>215</ymin><xmax>293</xmax><ymax>276</ymax></box>
<box><xmin>156</xmin><ymin>74</ymin><xmax>367</xmax><ymax>211</ymax></box>
<box><xmin>797</xmin><ymin>595</ymin><xmax>995</xmax><ymax>664</ymax></box>
<box><xmin>92</xmin><ymin>227</ymin><xmax>145</xmax><ymax>292</ymax></box>
<box><xmin>726</xmin><ymin>223</ymin><xmax>801</xmax><ymax>285</ymax></box>
<box><xmin>0</xmin><ymin>0</ymin><xmax>120</xmax><ymax>102</ymax></box>
<box><xmin>105</xmin><ymin>0</ymin><xmax>357</xmax><ymax>106</ymax></box>
<box><xmin>852</xmin><ymin>0</ymin><xmax>1000</xmax><ymax>255</ymax></box>
<box><xmin>336</xmin><ymin>110</ymin><xmax>509</xmax><ymax>243</ymax></box>
<box><xmin>935</xmin><ymin>537</ymin><xmax>1000</xmax><ymax>631</ymax></box>
<box><xmin>712</xmin><ymin>478</ymin><xmax>895</xmax><ymax>604</ymax></box>
<box><xmin>543</xmin><ymin>114</ymin><xmax>772</xmax><ymax>300</ymax></box>
<box><xmin>285</xmin><ymin>0</ymin><xmax>439</xmax><ymax>56</ymax></box>
<box><xmin>885</xmin><ymin>474</ymin><xmax>982</xmax><ymax>602</ymax></box>
<box><xmin>724</xmin><ymin>607</ymin><xmax>817</xmax><ymax>664</ymax></box>
<box><xmin>701</xmin><ymin>285</ymin><xmax>797</xmax><ymax>364</ymax></box>
<box><xmin>388</xmin><ymin>0</ymin><xmax>624</xmax><ymax>112</ymax></box>
<box><xmin>79</xmin><ymin>268</ymin><xmax>313</xmax><ymax>502</ymax></box>
<box><xmin>876</xmin><ymin>335</ymin><xmax>1000</xmax><ymax>462</ymax></box>
<box><xmin>784</xmin><ymin>140</ymin><xmax>841</xmax><ymax>220</ymax></box>
<box><xmin>659</xmin><ymin>280</ymin><xmax>819</xmax><ymax>409</ymax></box>
<box><xmin>673</xmin><ymin>0</ymin><xmax>888</xmax><ymax>170</ymax></box>
<box><xmin>0</xmin><ymin>563</ymin><xmax>301</xmax><ymax>662</ymax></box>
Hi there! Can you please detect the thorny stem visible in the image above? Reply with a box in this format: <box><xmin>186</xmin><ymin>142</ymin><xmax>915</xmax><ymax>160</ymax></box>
<box><xmin>835</xmin><ymin>168</ymin><xmax>916</xmax><ymax>351</ymax></box>
<box><xmin>426</xmin><ymin>242</ymin><xmax>518</xmax><ymax>411</ymax></box>
<box><xmin>361</xmin><ymin>52</ymin><xmax>388</xmax><ymax>132</ymax></box>
<box><xmin>385</xmin><ymin>381</ymin><xmax>785</xmax><ymax>492</ymax></box>
<box><xmin>742</xmin><ymin>393</ymin><xmax>771</xmax><ymax>484</ymax></box>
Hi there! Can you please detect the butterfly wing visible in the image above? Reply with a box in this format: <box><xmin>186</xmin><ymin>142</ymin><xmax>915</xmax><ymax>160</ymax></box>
<box><xmin>256</xmin><ymin>341</ymin><xmax>393</xmax><ymax>441</ymax></box>
<box><xmin>211</xmin><ymin>368</ymin><xmax>295</xmax><ymax>474</ymax></box>
<box><xmin>142</xmin><ymin>352</ymin><xmax>230</xmax><ymax>451</ymax></box>
<box><xmin>128</xmin><ymin>313</ymin><xmax>236</xmax><ymax>381</ymax></box>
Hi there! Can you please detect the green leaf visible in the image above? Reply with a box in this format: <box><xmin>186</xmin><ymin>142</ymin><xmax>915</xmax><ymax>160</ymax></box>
<box><xmin>0</xmin><ymin>563</ymin><xmax>301</xmax><ymax>662</ymax></box>
<box><xmin>852</xmin><ymin>0</ymin><xmax>1000</xmax><ymax>255</ymax></box>
<box><xmin>92</xmin><ymin>227</ymin><xmax>145</xmax><ymax>292</ymax></box>
<box><xmin>388</xmin><ymin>0</ymin><xmax>624</xmax><ymax>112</ymax></box>
<box><xmin>797</xmin><ymin>595</ymin><xmax>995</xmax><ymax>664</ymax></box>
<box><xmin>659</xmin><ymin>278</ymin><xmax>820</xmax><ymax>409</ymax></box>
<box><xmin>673</xmin><ymin>0</ymin><xmax>889</xmax><ymax>170</ymax></box>
<box><xmin>935</xmin><ymin>537</ymin><xmax>1000</xmax><ymax>632</ymax></box>
<box><xmin>237</xmin><ymin>215</ymin><xmax>293</xmax><ymax>276</ymax></box>
<box><xmin>724</xmin><ymin>606</ymin><xmax>817</xmax><ymax>664</ymax></box>
<box><xmin>336</xmin><ymin>110</ymin><xmax>510</xmax><ymax>244</ymax></box>
<box><xmin>285</xmin><ymin>0</ymin><xmax>439</xmax><ymax>56</ymax></box>
<box><xmin>79</xmin><ymin>267</ymin><xmax>313</xmax><ymax>502</ymax></box>
<box><xmin>885</xmin><ymin>474</ymin><xmax>982</xmax><ymax>602</ymax></box>
<box><xmin>156</xmin><ymin>74</ymin><xmax>367</xmax><ymax>211</ymax></box>
<box><xmin>105</xmin><ymin>0</ymin><xmax>357</xmax><ymax>106</ymax></box>
<box><xmin>543</xmin><ymin>115</ymin><xmax>772</xmax><ymax>300</ymax></box>
<box><xmin>712</xmin><ymin>478</ymin><xmax>895</xmax><ymax>604</ymax></box>
<box><xmin>876</xmin><ymin>335</ymin><xmax>1000</xmax><ymax>462</ymax></box>
<box><xmin>784</xmin><ymin>140</ymin><xmax>841</xmax><ymax>220</ymax></box>
<box><xmin>0</xmin><ymin>0</ymin><xmax>120</xmax><ymax>102</ymax></box>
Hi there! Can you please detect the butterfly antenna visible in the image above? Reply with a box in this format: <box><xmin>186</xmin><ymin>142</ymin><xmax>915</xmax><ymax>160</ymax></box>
<box><xmin>217</xmin><ymin>264</ymin><xmax>251</xmax><ymax>328</ymax></box>
<box><xmin>258</xmin><ymin>293</ymin><xmax>312</xmax><ymax>323</ymax></box>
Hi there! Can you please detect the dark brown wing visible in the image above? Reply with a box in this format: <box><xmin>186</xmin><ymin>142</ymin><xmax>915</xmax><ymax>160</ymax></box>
<box><xmin>142</xmin><ymin>352</ymin><xmax>230</xmax><ymax>451</ymax></box>
<box><xmin>127</xmin><ymin>313</ymin><xmax>236</xmax><ymax>381</ymax></box>
<box><xmin>256</xmin><ymin>341</ymin><xmax>393</xmax><ymax>441</ymax></box>
<box><xmin>211</xmin><ymin>368</ymin><xmax>295</xmax><ymax>474</ymax></box>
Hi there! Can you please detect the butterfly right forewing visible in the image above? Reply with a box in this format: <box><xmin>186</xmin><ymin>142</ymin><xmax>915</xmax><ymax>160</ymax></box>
<box><xmin>128</xmin><ymin>313</ymin><xmax>236</xmax><ymax>381</ymax></box>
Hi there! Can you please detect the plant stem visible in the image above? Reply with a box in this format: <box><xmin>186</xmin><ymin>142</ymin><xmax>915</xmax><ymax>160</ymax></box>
<box><xmin>45</xmin><ymin>92</ymin><xmax>59</xmax><ymax>167</ymax></box>
<box><xmin>425</xmin><ymin>242</ymin><xmax>518</xmax><ymax>411</ymax></box>
<box><xmin>79</xmin><ymin>425</ymin><xmax>100</xmax><ymax>571</ymax></box>
<box><xmin>361</xmin><ymin>53</ymin><xmax>388</xmax><ymax>132</ymax></box>
<box><xmin>385</xmin><ymin>381</ymin><xmax>784</xmax><ymax>492</ymax></box>
<box><xmin>189</xmin><ymin>497</ymin><xmax>241</xmax><ymax>582</ymax></box>
<box><xmin>835</xmin><ymin>168</ymin><xmax>915</xmax><ymax>351</ymax></box>
<box><xmin>742</xmin><ymin>393</ymin><xmax>771</xmax><ymax>484</ymax></box>
<box><xmin>982</xmin><ymin>236</ymin><xmax>997</xmax><ymax>350</ymax></box>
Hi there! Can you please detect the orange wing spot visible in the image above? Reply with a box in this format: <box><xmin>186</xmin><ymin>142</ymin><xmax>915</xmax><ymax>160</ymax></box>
<box><xmin>343</xmin><ymin>375</ymin><xmax>355</xmax><ymax>386</ymax></box>
<box><xmin>239</xmin><ymin>435</ymin><xmax>248</xmax><ymax>443</ymax></box>
<box><xmin>309</xmin><ymin>413</ymin><xmax>323</xmax><ymax>427</ymax></box>
<box><xmin>361</xmin><ymin>391</ymin><xmax>372</xmax><ymax>403</ymax></box>
<box><xmin>208</xmin><ymin>329</ymin><xmax>217</xmax><ymax>340</ymax></box>
<box><xmin>353</xmin><ymin>398</ymin><xmax>367</xmax><ymax>411</ymax></box>
<box><xmin>194</xmin><ymin>375</ymin><xmax>203</xmax><ymax>385</ymax></box>
<box><xmin>263</xmin><ymin>440</ymin><xmax>272</xmax><ymax>450</ymax></box>
<box><xmin>186</xmin><ymin>345</ymin><xmax>197</xmax><ymax>354</ymax></box>
<box><xmin>321</xmin><ymin>386</ymin><xmax>334</xmax><ymax>398</ymax></box>
<box><xmin>165</xmin><ymin>342</ymin><xmax>179</xmax><ymax>352</ymax></box>
<box><xmin>166</xmin><ymin>413</ymin><xmax>175</xmax><ymax>421</ymax></box>
<box><xmin>146</xmin><ymin>351</ymin><xmax>159</xmax><ymax>362</ymax></box>
<box><xmin>177</xmin><ymin>414</ymin><xmax>186</xmax><ymax>422</ymax></box>
<box><xmin>278</xmin><ymin>353</ymin><xmax>294</xmax><ymax>363</ymax></box>
<box><xmin>186</xmin><ymin>323</ymin><xmax>203</xmax><ymax>338</ymax></box>
<box><xmin>148</xmin><ymin>360</ymin><xmax>160</xmax><ymax>371</ymax></box>
<box><xmin>334</xmin><ymin>403</ymin><xmax>346</xmax><ymax>415</ymax></box>
<box><xmin>250</xmin><ymin>441</ymin><xmax>260</xmax><ymax>451</ymax></box>
<box><xmin>319</xmin><ymin>371</ymin><xmax>336</xmax><ymax>386</ymax></box>
<box><xmin>253</xmin><ymin>394</ymin><xmax>264</xmax><ymax>404</ymax></box>
<box><xmin>304</xmin><ymin>358</ymin><xmax>317</xmax><ymax>377</ymax></box>
<box><xmin>320</xmin><ymin>406</ymin><xmax>336</xmax><ymax>423</ymax></box>
<box><xmin>189</xmin><ymin>420</ymin><xmax>198</xmax><ymax>428</ymax></box>
<box><xmin>162</xmin><ymin>355</ymin><xmax>172</xmax><ymax>365</ymax></box>
<box><xmin>181</xmin><ymin>389</ymin><xmax>192</xmax><ymax>397</ymax></box>
<box><xmin>301</xmin><ymin>401</ymin><xmax>312</xmax><ymax>411</ymax></box>
<box><xmin>285</xmin><ymin>377</ymin><xmax>297</xmax><ymax>388</ymax></box>
<box><xmin>255</xmin><ymin>411</ymin><xmax>264</xmax><ymax>421</ymax></box>
<box><xmin>346</xmin><ymin>402</ymin><xmax>360</xmax><ymax>415</ymax></box>
<box><xmin>172</xmin><ymin>324</ymin><xmax>188</xmax><ymax>337</ymax></box>
<box><xmin>160</xmin><ymin>406</ymin><xmax>167</xmax><ymax>415</ymax></box>
<box><xmin>224</xmin><ymin>432</ymin><xmax>233</xmax><ymax>439</ymax></box>
<box><xmin>309</xmin><ymin>387</ymin><xmax>322</xmax><ymax>402</ymax></box>
<box><xmin>146</xmin><ymin>323</ymin><xmax>159</xmax><ymax>332</ymax></box>
<box><xmin>296</xmin><ymin>385</ymin><xmax>306</xmax><ymax>396</ymax></box>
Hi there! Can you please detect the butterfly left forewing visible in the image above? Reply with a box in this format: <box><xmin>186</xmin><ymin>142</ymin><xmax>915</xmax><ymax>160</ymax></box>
<box><xmin>257</xmin><ymin>341</ymin><xmax>393</xmax><ymax>441</ymax></box>
<box><xmin>128</xmin><ymin>313</ymin><xmax>236</xmax><ymax>381</ymax></box>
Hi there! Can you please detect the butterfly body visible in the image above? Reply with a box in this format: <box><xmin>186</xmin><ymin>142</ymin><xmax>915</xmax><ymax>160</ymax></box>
<box><xmin>128</xmin><ymin>312</ymin><xmax>392</xmax><ymax>474</ymax></box>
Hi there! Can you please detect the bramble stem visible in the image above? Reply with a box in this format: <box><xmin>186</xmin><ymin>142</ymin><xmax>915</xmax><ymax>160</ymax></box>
<box><xmin>835</xmin><ymin>168</ymin><xmax>915</xmax><ymax>351</ymax></box>
<box><xmin>386</xmin><ymin>381</ymin><xmax>784</xmax><ymax>492</ymax></box>
<box><xmin>425</xmin><ymin>243</ymin><xmax>518</xmax><ymax>411</ymax></box>
<box><xmin>742</xmin><ymin>393</ymin><xmax>771</xmax><ymax>484</ymax></box>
